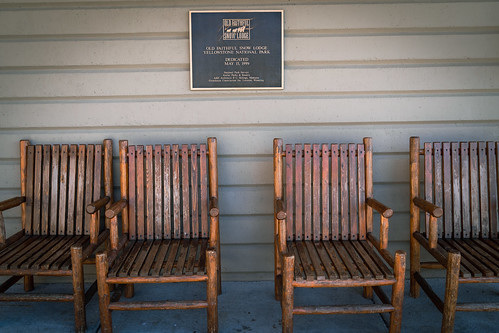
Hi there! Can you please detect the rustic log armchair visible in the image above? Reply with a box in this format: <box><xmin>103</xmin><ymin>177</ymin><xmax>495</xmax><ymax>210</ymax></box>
<box><xmin>409</xmin><ymin>137</ymin><xmax>499</xmax><ymax>332</ymax></box>
<box><xmin>96</xmin><ymin>138</ymin><xmax>220</xmax><ymax>333</ymax></box>
<box><xmin>0</xmin><ymin>139</ymin><xmax>113</xmax><ymax>332</ymax></box>
<box><xmin>273</xmin><ymin>137</ymin><xmax>406</xmax><ymax>333</ymax></box>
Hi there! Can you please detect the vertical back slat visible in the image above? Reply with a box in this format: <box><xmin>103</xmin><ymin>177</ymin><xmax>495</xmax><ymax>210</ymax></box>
<box><xmin>460</xmin><ymin>143</ymin><xmax>471</xmax><ymax>238</ymax></box>
<box><xmin>181</xmin><ymin>145</ymin><xmax>190</xmax><ymax>239</ymax></box>
<box><xmin>20</xmin><ymin>141</ymin><xmax>29</xmax><ymax>232</ymax></box>
<box><xmin>285</xmin><ymin>144</ymin><xmax>294</xmax><ymax>240</ymax></box>
<box><xmin>340</xmin><ymin>144</ymin><xmax>349</xmax><ymax>240</ymax></box>
<box><xmin>66</xmin><ymin>145</ymin><xmax>78</xmax><ymax>235</ymax></box>
<box><xmin>330</xmin><ymin>144</ymin><xmax>339</xmax><ymax>240</ymax></box>
<box><xmin>442</xmin><ymin>143</ymin><xmax>452</xmax><ymax>238</ymax></box>
<box><xmin>128</xmin><ymin>146</ymin><xmax>137</xmax><ymax>240</ymax></box>
<box><xmin>75</xmin><ymin>145</ymin><xmax>86</xmax><ymax>236</ymax></box>
<box><xmin>433</xmin><ymin>143</ymin><xmax>443</xmax><ymax>238</ymax></box>
<box><xmin>349</xmin><ymin>144</ymin><xmax>358</xmax><ymax>240</ymax></box>
<box><xmin>321</xmin><ymin>144</ymin><xmax>330</xmax><ymax>240</ymax></box>
<box><xmin>93</xmin><ymin>144</ymin><xmax>102</xmax><ymax>229</ymax></box>
<box><xmin>487</xmin><ymin>142</ymin><xmax>498</xmax><ymax>237</ymax></box>
<box><xmin>451</xmin><ymin>142</ymin><xmax>462</xmax><ymax>238</ymax></box>
<box><xmin>25</xmin><ymin>145</ymin><xmax>35</xmax><ymax>235</ymax></box>
<box><xmin>424</xmin><ymin>143</ymin><xmax>433</xmax><ymax>234</ymax></box>
<box><xmin>136</xmin><ymin>146</ymin><xmax>145</xmax><ymax>240</ymax></box>
<box><xmin>191</xmin><ymin>145</ymin><xmax>199</xmax><ymax>238</ymax></box>
<box><xmin>172</xmin><ymin>145</ymin><xmax>181</xmax><ymax>239</ymax></box>
<box><xmin>312</xmin><ymin>144</ymin><xmax>320</xmax><ymax>240</ymax></box>
<box><xmin>295</xmin><ymin>145</ymin><xmax>303</xmax><ymax>240</ymax></box>
<box><xmin>199</xmin><ymin>144</ymin><xmax>208</xmax><ymax>238</ymax></box>
<box><xmin>49</xmin><ymin>145</ymin><xmax>60</xmax><ymax>235</ymax></box>
<box><xmin>41</xmin><ymin>145</ymin><xmax>51</xmax><ymax>235</ymax></box>
<box><xmin>163</xmin><ymin>145</ymin><xmax>172</xmax><ymax>239</ymax></box>
<box><xmin>469</xmin><ymin>142</ymin><xmax>480</xmax><ymax>238</ymax></box>
<box><xmin>58</xmin><ymin>145</ymin><xmax>69</xmax><ymax>235</ymax></box>
<box><xmin>357</xmin><ymin>144</ymin><xmax>366</xmax><ymax>240</ymax></box>
<box><xmin>478</xmin><ymin>142</ymin><xmax>490</xmax><ymax>238</ymax></box>
<box><xmin>154</xmin><ymin>145</ymin><xmax>163</xmax><ymax>240</ymax></box>
<box><xmin>303</xmin><ymin>144</ymin><xmax>312</xmax><ymax>241</ymax></box>
<box><xmin>84</xmin><ymin>145</ymin><xmax>94</xmax><ymax>235</ymax></box>
<box><xmin>145</xmin><ymin>145</ymin><xmax>154</xmax><ymax>239</ymax></box>
<box><xmin>364</xmin><ymin>139</ymin><xmax>373</xmax><ymax>234</ymax></box>
<box><xmin>32</xmin><ymin>145</ymin><xmax>43</xmax><ymax>235</ymax></box>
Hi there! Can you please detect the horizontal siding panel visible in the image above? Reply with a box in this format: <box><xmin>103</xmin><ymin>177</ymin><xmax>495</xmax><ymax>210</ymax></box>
<box><xmin>0</xmin><ymin>122</ymin><xmax>498</xmax><ymax>157</ymax></box>
<box><xmin>1</xmin><ymin>96</ymin><xmax>499</xmax><ymax>128</ymax></box>
<box><xmin>1</xmin><ymin>3</ymin><xmax>499</xmax><ymax>36</ymax></box>
<box><xmin>2</xmin><ymin>34</ymin><xmax>499</xmax><ymax>68</ymax></box>
<box><xmin>2</xmin><ymin>66</ymin><xmax>499</xmax><ymax>98</ymax></box>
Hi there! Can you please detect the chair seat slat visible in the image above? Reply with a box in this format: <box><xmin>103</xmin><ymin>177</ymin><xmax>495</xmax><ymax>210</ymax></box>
<box><xmin>129</xmin><ymin>240</ymin><xmax>154</xmax><ymax>277</ymax></box>
<box><xmin>304</xmin><ymin>241</ymin><xmax>326</xmax><ymax>280</ymax></box>
<box><xmin>139</xmin><ymin>240</ymin><xmax>162</xmax><ymax>277</ymax></box>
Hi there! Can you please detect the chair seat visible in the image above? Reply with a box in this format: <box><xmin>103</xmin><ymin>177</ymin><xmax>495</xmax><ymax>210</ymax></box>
<box><xmin>437</xmin><ymin>238</ymin><xmax>499</xmax><ymax>278</ymax></box>
<box><xmin>287</xmin><ymin>240</ymin><xmax>394</xmax><ymax>282</ymax></box>
<box><xmin>108</xmin><ymin>238</ymin><xmax>209</xmax><ymax>278</ymax></box>
<box><xmin>0</xmin><ymin>235</ymin><xmax>90</xmax><ymax>273</ymax></box>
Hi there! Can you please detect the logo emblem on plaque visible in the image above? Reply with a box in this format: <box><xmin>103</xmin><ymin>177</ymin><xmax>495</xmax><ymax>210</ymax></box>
<box><xmin>223</xmin><ymin>19</ymin><xmax>251</xmax><ymax>40</ymax></box>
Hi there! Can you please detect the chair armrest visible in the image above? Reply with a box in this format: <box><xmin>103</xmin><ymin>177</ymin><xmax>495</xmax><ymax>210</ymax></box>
<box><xmin>413</xmin><ymin>197</ymin><xmax>443</xmax><ymax>218</ymax></box>
<box><xmin>86</xmin><ymin>196</ymin><xmax>111</xmax><ymax>214</ymax></box>
<box><xmin>275</xmin><ymin>199</ymin><xmax>287</xmax><ymax>220</ymax></box>
<box><xmin>366</xmin><ymin>198</ymin><xmax>393</xmax><ymax>218</ymax></box>
<box><xmin>105</xmin><ymin>199</ymin><xmax>128</xmax><ymax>219</ymax></box>
<box><xmin>209</xmin><ymin>197</ymin><xmax>219</xmax><ymax>217</ymax></box>
<box><xmin>0</xmin><ymin>197</ymin><xmax>26</xmax><ymax>212</ymax></box>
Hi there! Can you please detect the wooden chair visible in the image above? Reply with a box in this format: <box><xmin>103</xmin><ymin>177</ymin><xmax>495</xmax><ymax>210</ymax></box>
<box><xmin>96</xmin><ymin>138</ymin><xmax>220</xmax><ymax>333</ymax></box>
<box><xmin>273</xmin><ymin>137</ymin><xmax>406</xmax><ymax>333</ymax></box>
<box><xmin>409</xmin><ymin>137</ymin><xmax>499</xmax><ymax>332</ymax></box>
<box><xmin>0</xmin><ymin>139</ymin><xmax>113</xmax><ymax>332</ymax></box>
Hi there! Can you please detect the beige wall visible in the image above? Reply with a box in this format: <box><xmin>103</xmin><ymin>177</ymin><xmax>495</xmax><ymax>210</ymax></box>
<box><xmin>1</xmin><ymin>0</ymin><xmax>498</xmax><ymax>280</ymax></box>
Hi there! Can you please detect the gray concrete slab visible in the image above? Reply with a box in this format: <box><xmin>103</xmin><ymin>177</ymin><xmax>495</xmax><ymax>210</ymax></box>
<box><xmin>0</xmin><ymin>280</ymin><xmax>498</xmax><ymax>332</ymax></box>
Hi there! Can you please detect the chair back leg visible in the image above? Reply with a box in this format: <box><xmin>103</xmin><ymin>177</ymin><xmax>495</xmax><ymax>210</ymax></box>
<box><xmin>71</xmin><ymin>246</ymin><xmax>86</xmax><ymax>333</ymax></box>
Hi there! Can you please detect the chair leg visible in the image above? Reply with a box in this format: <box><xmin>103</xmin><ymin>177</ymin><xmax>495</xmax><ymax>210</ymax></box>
<box><xmin>410</xmin><ymin>237</ymin><xmax>420</xmax><ymax>298</ymax></box>
<box><xmin>24</xmin><ymin>275</ymin><xmax>34</xmax><ymax>291</ymax></box>
<box><xmin>389</xmin><ymin>251</ymin><xmax>406</xmax><ymax>333</ymax></box>
<box><xmin>125</xmin><ymin>284</ymin><xmax>134</xmax><ymax>298</ymax></box>
<box><xmin>96</xmin><ymin>252</ymin><xmax>113</xmax><ymax>333</ymax></box>
<box><xmin>363</xmin><ymin>286</ymin><xmax>373</xmax><ymax>299</ymax></box>
<box><xmin>282</xmin><ymin>254</ymin><xmax>294</xmax><ymax>333</ymax></box>
<box><xmin>442</xmin><ymin>250</ymin><xmax>460</xmax><ymax>333</ymax></box>
<box><xmin>71</xmin><ymin>246</ymin><xmax>86</xmax><ymax>333</ymax></box>
<box><xmin>207</xmin><ymin>249</ymin><xmax>218</xmax><ymax>333</ymax></box>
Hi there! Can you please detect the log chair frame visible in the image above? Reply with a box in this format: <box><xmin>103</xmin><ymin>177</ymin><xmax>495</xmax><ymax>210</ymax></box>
<box><xmin>0</xmin><ymin>139</ymin><xmax>113</xmax><ymax>332</ymax></box>
<box><xmin>273</xmin><ymin>137</ymin><xmax>406</xmax><ymax>333</ymax></box>
<box><xmin>409</xmin><ymin>136</ymin><xmax>499</xmax><ymax>333</ymax></box>
<box><xmin>96</xmin><ymin>138</ymin><xmax>220</xmax><ymax>333</ymax></box>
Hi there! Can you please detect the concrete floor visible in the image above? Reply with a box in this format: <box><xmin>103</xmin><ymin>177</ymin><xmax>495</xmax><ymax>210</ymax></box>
<box><xmin>1</xmin><ymin>279</ymin><xmax>498</xmax><ymax>332</ymax></box>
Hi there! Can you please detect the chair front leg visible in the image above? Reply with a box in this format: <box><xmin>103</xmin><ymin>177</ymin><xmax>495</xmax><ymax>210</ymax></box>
<box><xmin>389</xmin><ymin>250</ymin><xmax>406</xmax><ymax>333</ymax></box>
<box><xmin>442</xmin><ymin>250</ymin><xmax>460</xmax><ymax>333</ymax></box>
<box><xmin>207</xmin><ymin>248</ymin><xmax>218</xmax><ymax>333</ymax></box>
<box><xmin>96</xmin><ymin>252</ymin><xmax>113</xmax><ymax>333</ymax></box>
<box><xmin>282</xmin><ymin>254</ymin><xmax>294</xmax><ymax>333</ymax></box>
<box><xmin>71</xmin><ymin>246</ymin><xmax>86</xmax><ymax>333</ymax></box>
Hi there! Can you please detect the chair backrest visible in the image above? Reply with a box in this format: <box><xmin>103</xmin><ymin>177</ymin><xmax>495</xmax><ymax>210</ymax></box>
<box><xmin>119</xmin><ymin>138</ymin><xmax>218</xmax><ymax>241</ymax></box>
<box><xmin>410</xmin><ymin>137</ymin><xmax>498</xmax><ymax>239</ymax></box>
<box><xmin>274</xmin><ymin>137</ymin><xmax>374</xmax><ymax>241</ymax></box>
<box><xmin>20</xmin><ymin>140</ymin><xmax>113</xmax><ymax>236</ymax></box>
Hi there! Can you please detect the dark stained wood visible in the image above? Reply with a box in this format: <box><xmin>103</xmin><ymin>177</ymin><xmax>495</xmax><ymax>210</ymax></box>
<box><xmin>172</xmin><ymin>145</ymin><xmax>181</xmax><ymax>239</ymax></box>
<box><xmin>410</xmin><ymin>137</ymin><xmax>499</xmax><ymax>333</ymax></box>
<box><xmin>285</xmin><ymin>144</ymin><xmax>294</xmax><ymax>240</ymax></box>
<box><xmin>66</xmin><ymin>145</ymin><xmax>78</xmax><ymax>236</ymax></box>
<box><xmin>295</xmin><ymin>144</ymin><xmax>303</xmax><ymax>241</ymax></box>
<box><xmin>182</xmin><ymin>145</ymin><xmax>190</xmax><ymax>238</ymax></box>
<box><xmin>136</xmin><ymin>146</ymin><xmax>145</xmax><ymax>240</ymax></box>
<box><xmin>58</xmin><ymin>145</ymin><xmax>69</xmax><ymax>235</ymax></box>
<box><xmin>349</xmin><ymin>144</ymin><xmax>358</xmax><ymax>240</ymax></box>
<box><xmin>321</xmin><ymin>144</ymin><xmax>330</xmax><ymax>240</ymax></box>
<box><xmin>163</xmin><ymin>145</ymin><xmax>171</xmax><ymax>239</ymax></box>
<box><xmin>330</xmin><ymin>144</ymin><xmax>339</xmax><ymax>240</ymax></box>
<box><xmin>312</xmin><ymin>144</ymin><xmax>320</xmax><ymax>240</ymax></box>
<box><xmin>41</xmin><ymin>145</ymin><xmax>51</xmax><ymax>236</ymax></box>
<box><xmin>32</xmin><ymin>145</ymin><xmax>43</xmax><ymax>236</ymax></box>
<box><xmin>303</xmin><ymin>144</ymin><xmax>312</xmax><ymax>241</ymax></box>
<box><xmin>154</xmin><ymin>145</ymin><xmax>163</xmax><ymax>239</ymax></box>
<box><xmin>191</xmin><ymin>145</ymin><xmax>199</xmax><ymax>238</ymax></box>
<box><xmin>83</xmin><ymin>145</ymin><xmax>95</xmax><ymax>235</ymax></box>
<box><xmin>199</xmin><ymin>144</ymin><xmax>208</xmax><ymax>238</ymax></box>
<box><xmin>340</xmin><ymin>144</ymin><xmax>349</xmax><ymax>240</ymax></box>
<box><xmin>424</xmin><ymin>142</ymin><xmax>433</xmax><ymax>234</ymax></box>
<box><xmin>145</xmin><ymin>146</ymin><xmax>154</xmax><ymax>239</ymax></box>
<box><xmin>357</xmin><ymin>144</ymin><xmax>366</xmax><ymax>240</ymax></box>
<box><xmin>49</xmin><ymin>145</ymin><xmax>59</xmax><ymax>235</ymax></box>
<box><xmin>75</xmin><ymin>145</ymin><xmax>86</xmax><ymax>236</ymax></box>
<box><xmin>128</xmin><ymin>146</ymin><xmax>137</xmax><ymax>240</ymax></box>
